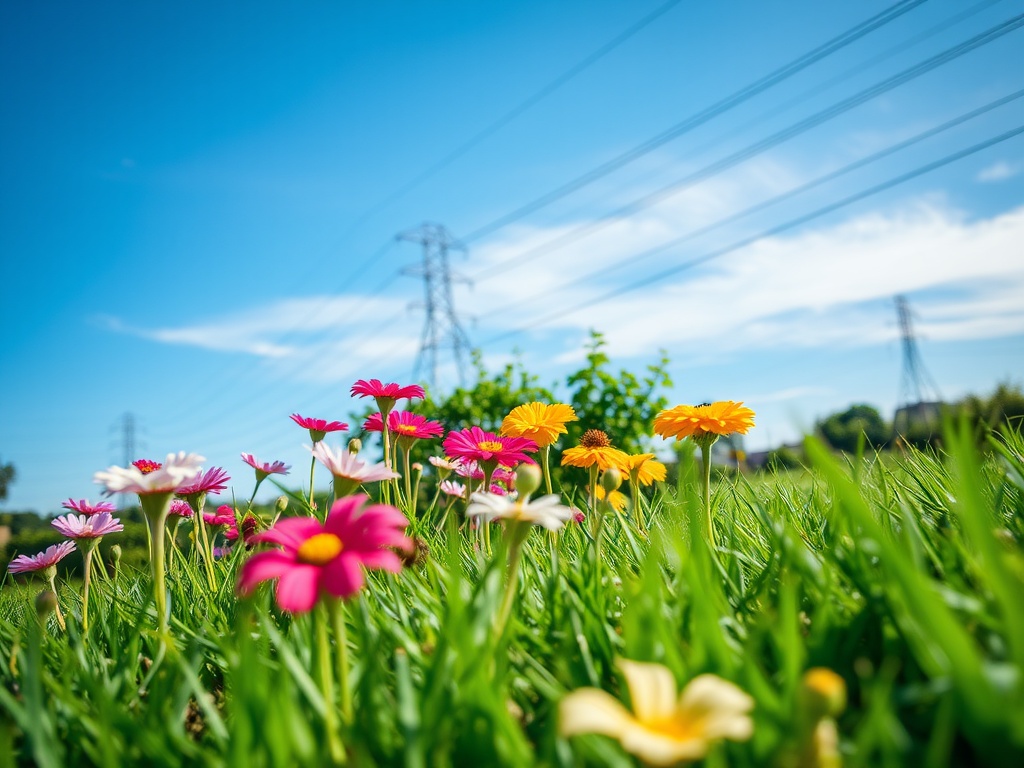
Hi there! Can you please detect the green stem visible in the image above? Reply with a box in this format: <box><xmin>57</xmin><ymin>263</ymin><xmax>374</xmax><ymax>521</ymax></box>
<box><xmin>195</xmin><ymin>507</ymin><xmax>217</xmax><ymax>591</ymax></box>
<box><xmin>701</xmin><ymin>444</ymin><xmax>716</xmax><ymax>550</ymax></box>
<box><xmin>81</xmin><ymin>543</ymin><xmax>96</xmax><ymax>635</ymax></box>
<box><xmin>540</xmin><ymin>445</ymin><xmax>553</xmax><ymax>495</ymax></box>
<box><xmin>381</xmin><ymin>424</ymin><xmax>394</xmax><ymax>506</ymax></box>
<box><xmin>402</xmin><ymin>446</ymin><xmax>413</xmax><ymax>515</ymax></box>
<box><xmin>309</xmin><ymin>455</ymin><xmax>318</xmax><ymax>515</ymax></box>
<box><xmin>47</xmin><ymin>572</ymin><xmax>66</xmax><ymax>631</ymax></box>
<box><xmin>494</xmin><ymin>526</ymin><xmax>527</xmax><ymax>640</ymax></box>
<box><xmin>328</xmin><ymin>599</ymin><xmax>353</xmax><ymax>724</ymax></box>
<box><xmin>150</xmin><ymin>514</ymin><xmax>169</xmax><ymax>635</ymax></box>
<box><xmin>316</xmin><ymin>606</ymin><xmax>345</xmax><ymax>764</ymax></box>
<box><xmin>246</xmin><ymin>477</ymin><xmax>265</xmax><ymax>514</ymax></box>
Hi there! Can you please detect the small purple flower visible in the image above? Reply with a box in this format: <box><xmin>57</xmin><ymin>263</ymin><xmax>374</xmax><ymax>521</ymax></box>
<box><xmin>8</xmin><ymin>541</ymin><xmax>77</xmax><ymax>574</ymax></box>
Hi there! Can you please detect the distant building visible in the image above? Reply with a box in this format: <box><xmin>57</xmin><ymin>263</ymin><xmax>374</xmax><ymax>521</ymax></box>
<box><xmin>893</xmin><ymin>401</ymin><xmax>943</xmax><ymax>434</ymax></box>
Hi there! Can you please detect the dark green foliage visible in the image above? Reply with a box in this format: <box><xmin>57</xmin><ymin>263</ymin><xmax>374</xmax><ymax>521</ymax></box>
<box><xmin>0</xmin><ymin>461</ymin><xmax>15</xmax><ymax>502</ymax></box>
<box><xmin>817</xmin><ymin>403</ymin><xmax>889</xmax><ymax>453</ymax></box>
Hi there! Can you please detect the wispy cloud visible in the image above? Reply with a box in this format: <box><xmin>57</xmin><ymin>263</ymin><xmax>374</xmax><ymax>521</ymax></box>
<box><xmin>976</xmin><ymin>160</ymin><xmax>1019</xmax><ymax>183</ymax></box>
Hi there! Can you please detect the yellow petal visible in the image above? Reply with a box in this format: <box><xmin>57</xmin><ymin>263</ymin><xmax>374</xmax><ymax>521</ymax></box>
<box><xmin>559</xmin><ymin>688</ymin><xmax>637</xmax><ymax>739</ymax></box>
<box><xmin>619</xmin><ymin>726</ymin><xmax>709</xmax><ymax>766</ymax></box>
<box><xmin>618</xmin><ymin>659</ymin><xmax>678</xmax><ymax>724</ymax></box>
<box><xmin>676</xmin><ymin>674</ymin><xmax>755</xmax><ymax>742</ymax></box>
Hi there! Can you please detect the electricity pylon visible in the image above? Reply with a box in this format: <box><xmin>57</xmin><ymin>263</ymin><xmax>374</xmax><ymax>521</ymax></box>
<box><xmin>398</xmin><ymin>223</ymin><xmax>473</xmax><ymax>389</ymax></box>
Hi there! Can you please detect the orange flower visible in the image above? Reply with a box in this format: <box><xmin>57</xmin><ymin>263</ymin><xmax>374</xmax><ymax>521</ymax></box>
<box><xmin>653</xmin><ymin>401</ymin><xmax>755</xmax><ymax>443</ymax></box>
<box><xmin>500</xmin><ymin>402</ymin><xmax>578</xmax><ymax>448</ymax></box>
<box><xmin>561</xmin><ymin>429</ymin><xmax>629</xmax><ymax>471</ymax></box>
<box><xmin>593</xmin><ymin>485</ymin><xmax>628</xmax><ymax>512</ymax></box>
<box><xmin>620</xmin><ymin>453</ymin><xmax>667</xmax><ymax>486</ymax></box>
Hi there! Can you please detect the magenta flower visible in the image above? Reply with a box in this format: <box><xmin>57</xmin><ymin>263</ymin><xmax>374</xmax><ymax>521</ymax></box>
<box><xmin>168</xmin><ymin>500</ymin><xmax>194</xmax><ymax>518</ymax></box>
<box><xmin>351</xmin><ymin>379</ymin><xmax>425</xmax><ymax>402</ymax></box>
<box><xmin>241</xmin><ymin>453</ymin><xmax>291</xmax><ymax>481</ymax></box>
<box><xmin>204</xmin><ymin>505</ymin><xmax>236</xmax><ymax>527</ymax></box>
<box><xmin>290</xmin><ymin>413</ymin><xmax>349</xmax><ymax>443</ymax></box>
<box><xmin>226</xmin><ymin>515</ymin><xmax>259</xmax><ymax>545</ymax></box>
<box><xmin>51</xmin><ymin>512</ymin><xmax>124</xmax><ymax>540</ymax></box>
<box><xmin>8</xmin><ymin>541</ymin><xmax>77</xmax><ymax>574</ymax></box>
<box><xmin>61</xmin><ymin>499</ymin><xmax>116</xmax><ymax>516</ymax></box>
<box><xmin>178</xmin><ymin>467</ymin><xmax>230</xmax><ymax>496</ymax></box>
<box><xmin>363</xmin><ymin>411</ymin><xmax>443</xmax><ymax>441</ymax></box>
<box><xmin>443</xmin><ymin>426</ymin><xmax>538</xmax><ymax>469</ymax></box>
<box><xmin>237</xmin><ymin>494</ymin><xmax>411</xmax><ymax>613</ymax></box>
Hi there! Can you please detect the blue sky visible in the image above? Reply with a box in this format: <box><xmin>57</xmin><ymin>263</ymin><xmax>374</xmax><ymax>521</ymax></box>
<box><xmin>2</xmin><ymin>0</ymin><xmax>1023</xmax><ymax>514</ymax></box>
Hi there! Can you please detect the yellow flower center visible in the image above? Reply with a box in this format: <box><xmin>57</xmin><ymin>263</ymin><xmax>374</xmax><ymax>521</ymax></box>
<box><xmin>296</xmin><ymin>533</ymin><xmax>343</xmax><ymax>565</ymax></box>
<box><xmin>395</xmin><ymin>423</ymin><xmax>418</xmax><ymax>435</ymax></box>
<box><xmin>579</xmin><ymin>429</ymin><xmax>611</xmax><ymax>448</ymax></box>
<box><xmin>478</xmin><ymin>440</ymin><xmax>504</xmax><ymax>452</ymax></box>
<box><xmin>647</xmin><ymin>716</ymin><xmax>698</xmax><ymax>742</ymax></box>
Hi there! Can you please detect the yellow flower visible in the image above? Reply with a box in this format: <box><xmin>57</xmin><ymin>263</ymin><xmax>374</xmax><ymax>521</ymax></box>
<box><xmin>620</xmin><ymin>453</ymin><xmax>667</xmax><ymax>486</ymax></box>
<box><xmin>500</xmin><ymin>402</ymin><xmax>578</xmax><ymax>448</ymax></box>
<box><xmin>561</xmin><ymin>429</ymin><xmax>629</xmax><ymax>471</ymax></box>
<box><xmin>592</xmin><ymin>485</ymin><xmax>628</xmax><ymax>512</ymax></box>
<box><xmin>560</xmin><ymin>659</ymin><xmax>754</xmax><ymax>766</ymax></box>
<box><xmin>653</xmin><ymin>401</ymin><xmax>755</xmax><ymax>442</ymax></box>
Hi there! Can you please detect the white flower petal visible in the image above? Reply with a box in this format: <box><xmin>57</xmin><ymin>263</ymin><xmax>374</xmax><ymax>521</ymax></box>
<box><xmin>677</xmin><ymin>674</ymin><xmax>755</xmax><ymax>741</ymax></box>
<box><xmin>618</xmin><ymin>659</ymin><xmax>679</xmax><ymax>724</ymax></box>
<box><xmin>559</xmin><ymin>688</ymin><xmax>636</xmax><ymax>739</ymax></box>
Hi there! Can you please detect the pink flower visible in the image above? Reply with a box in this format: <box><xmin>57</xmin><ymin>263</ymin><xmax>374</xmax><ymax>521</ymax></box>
<box><xmin>291</xmin><ymin>413</ymin><xmax>349</xmax><ymax>443</ymax></box>
<box><xmin>241</xmin><ymin>453</ymin><xmax>290</xmax><ymax>480</ymax></box>
<box><xmin>439</xmin><ymin>479</ymin><xmax>465</xmax><ymax>498</ymax></box>
<box><xmin>204</xmin><ymin>505</ymin><xmax>236</xmax><ymax>527</ymax></box>
<box><xmin>95</xmin><ymin>452</ymin><xmax>205</xmax><ymax>495</ymax></box>
<box><xmin>61</xmin><ymin>499</ymin><xmax>116</xmax><ymax>516</ymax></box>
<box><xmin>309</xmin><ymin>443</ymin><xmax>400</xmax><ymax>490</ymax></box>
<box><xmin>178</xmin><ymin>467</ymin><xmax>230</xmax><ymax>496</ymax></box>
<box><xmin>168</xmin><ymin>500</ymin><xmax>194</xmax><ymax>518</ymax></box>
<box><xmin>8</xmin><ymin>541</ymin><xmax>77</xmax><ymax>574</ymax></box>
<box><xmin>443</xmin><ymin>426</ymin><xmax>538</xmax><ymax>468</ymax></box>
<box><xmin>237</xmin><ymin>494</ymin><xmax>411</xmax><ymax>613</ymax></box>
<box><xmin>51</xmin><ymin>512</ymin><xmax>124</xmax><ymax>540</ymax></box>
<box><xmin>453</xmin><ymin>459</ymin><xmax>485</xmax><ymax>480</ymax></box>
<box><xmin>572</xmin><ymin>510</ymin><xmax>586</xmax><ymax>524</ymax></box>
<box><xmin>363</xmin><ymin>411</ymin><xmax>443</xmax><ymax>442</ymax></box>
<box><xmin>351</xmin><ymin>379</ymin><xmax>425</xmax><ymax>402</ymax></box>
<box><xmin>226</xmin><ymin>515</ymin><xmax>259</xmax><ymax>545</ymax></box>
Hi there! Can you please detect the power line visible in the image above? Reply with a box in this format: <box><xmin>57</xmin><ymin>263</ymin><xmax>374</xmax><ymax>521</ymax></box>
<box><xmin>342</xmin><ymin>0</ymin><xmax>685</xmax><ymax>233</ymax></box>
<box><xmin>469</xmin><ymin>13</ymin><xmax>1024</xmax><ymax>282</ymax></box>
<box><xmin>458</xmin><ymin>0</ymin><xmax>931</xmax><ymax>245</ymax></box>
<box><xmin>476</xmin><ymin>123</ymin><xmax>1024</xmax><ymax>346</ymax></box>
<box><xmin>476</xmin><ymin>88</ymin><xmax>1024</xmax><ymax>316</ymax></box>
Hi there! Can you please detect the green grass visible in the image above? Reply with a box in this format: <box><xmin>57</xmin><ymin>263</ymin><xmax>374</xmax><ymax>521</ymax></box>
<box><xmin>2</xmin><ymin>423</ymin><xmax>1024</xmax><ymax>766</ymax></box>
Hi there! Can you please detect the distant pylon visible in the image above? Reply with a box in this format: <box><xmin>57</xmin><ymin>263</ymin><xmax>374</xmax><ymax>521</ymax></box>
<box><xmin>398</xmin><ymin>223</ymin><xmax>473</xmax><ymax>389</ymax></box>
<box><xmin>894</xmin><ymin>295</ymin><xmax>941</xmax><ymax>433</ymax></box>
<box><xmin>120</xmin><ymin>412</ymin><xmax>136</xmax><ymax>510</ymax></box>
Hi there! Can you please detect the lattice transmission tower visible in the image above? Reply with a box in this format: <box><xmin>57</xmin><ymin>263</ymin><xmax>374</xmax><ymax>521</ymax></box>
<box><xmin>398</xmin><ymin>223</ymin><xmax>473</xmax><ymax>389</ymax></box>
<box><xmin>894</xmin><ymin>295</ymin><xmax>941</xmax><ymax>434</ymax></box>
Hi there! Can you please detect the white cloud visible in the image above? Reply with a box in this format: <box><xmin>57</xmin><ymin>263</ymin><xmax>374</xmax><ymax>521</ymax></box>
<box><xmin>976</xmin><ymin>160</ymin><xmax>1018</xmax><ymax>182</ymax></box>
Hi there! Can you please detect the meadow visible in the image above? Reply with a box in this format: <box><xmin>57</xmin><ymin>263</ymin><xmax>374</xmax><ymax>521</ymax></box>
<box><xmin>1</xmin><ymin>394</ymin><xmax>1023</xmax><ymax>767</ymax></box>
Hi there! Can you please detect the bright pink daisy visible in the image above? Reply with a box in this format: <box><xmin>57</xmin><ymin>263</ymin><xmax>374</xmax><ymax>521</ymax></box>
<box><xmin>226</xmin><ymin>515</ymin><xmax>259</xmax><ymax>545</ymax></box>
<box><xmin>241</xmin><ymin>453</ymin><xmax>290</xmax><ymax>480</ymax></box>
<box><xmin>204</xmin><ymin>505</ymin><xmax>236</xmax><ymax>527</ymax></box>
<box><xmin>8</xmin><ymin>541</ymin><xmax>77</xmax><ymax>574</ymax></box>
<box><xmin>443</xmin><ymin>426</ymin><xmax>538</xmax><ymax>470</ymax></box>
<box><xmin>178</xmin><ymin>467</ymin><xmax>230</xmax><ymax>496</ymax></box>
<box><xmin>237</xmin><ymin>494</ymin><xmax>411</xmax><ymax>613</ymax></box>
<box><xmin>363</xmin><ymin>411</ymin><xmax>443</xmax><ymax>441</ymax></box>
<box><xmin>290</xmin><ymin>413</ymin><xmax>349</xmax><ymax>443</ymax></box>
<box><xmin>61</xmin><ymin>499</ymin><xmax>116</xmax><ymax>516</ymax></box>
<box><xmin>350</xmin><ymin>379</ymin><xmax>424</xmax><ymax>402</ymax></box>
<box><xmin>51</xmin><ymin>512</ymin><xmax>124</xmax><ymax>540</ymax></box>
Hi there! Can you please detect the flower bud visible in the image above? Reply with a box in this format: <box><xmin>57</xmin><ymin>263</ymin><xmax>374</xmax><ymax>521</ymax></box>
<box><xmin>601</xmin><ymin>467</ymin><xmax>622</xmax><ymax>493</ymax></box>
<box><xmin>515</xmin><ymin>464</ymin><xmax>542</xmax><ymax>498</ymax></box>
<box><xmin>110</xmin><ymin>544</ymin><xmax>123</xmax><ymax>563</ymax></box>
<box><xmin>348</xmin><ymin>438</ymin><xmax>362</xmax><ymax>455</ymax></box>
<box><xmin>275</xmin><ymin>496</ymin><xmax>289</xmax><ymax>515</ymax></box>
<box><xmin>802</xmin><ymin>668</ymin><xmax>846</xmax><ymax>719</ymax></box>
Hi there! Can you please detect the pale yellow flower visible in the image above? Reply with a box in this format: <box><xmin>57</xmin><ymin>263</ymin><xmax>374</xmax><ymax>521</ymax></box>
<box><xmin>560</xmin><ymin>659</ymin><xmax>753</xmax><ymax>766</ymax></box>
<box><xmin>592</xmin><ymin>485</ymin><xmax>628</xmax><ymax>512</ymax></box>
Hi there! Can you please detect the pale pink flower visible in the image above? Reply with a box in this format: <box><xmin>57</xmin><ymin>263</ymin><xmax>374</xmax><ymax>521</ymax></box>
<box><xmin>241</xmin><ymin>453</ymin><xmax>290</xmax><ymax>480</ymax></box>
<box><xmin>466</xmin><ymin>492</ymin><xmax>574</xmax><ymax>531</ymax></box>
<box><xmin>51</xmin><ymin>512</ymin><xmax>124</xmax><ymax>540</ymax></box>
<box><xmin>61</xmin><ymin>499</ymin><xmax>117</xmax><ymax>516</ymax></box>
<box><xmin>94</xmin><ymin>452</ymin><xmax>205</xmax><ymax>495</ymax></box>
<box><xmin>439</xmin><ymin>480</ymin><xmax>465</xmax><ymax>498</ymax></box>
<box><xmin>8</xmin><ymin>541</ymin><xmax>77</xmax><ymax>574</ymax></box>
<box><xmin>237</xmin><ymin>494</ymin><xmax>411</xmax><ymax>613</ymax></box>
<box><xmin>309</xmin><ymin>443</ymin><xmax>399</xmax><ymax>489</ymax></box>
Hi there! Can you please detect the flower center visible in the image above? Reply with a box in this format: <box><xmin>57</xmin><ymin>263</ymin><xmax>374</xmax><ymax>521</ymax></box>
<box><xmin>477</xmin><ymin>440</ymin><xmax>504</xmax><ymax>452</ymax></box>
<box><xmin>395</xmin><ymin>423</ymin><xmax>418</xmax><ymax>435</ymax></box>
<box><xmin>133</xmin><ymin>459</ymin><xmax>162</xmax><ymax>474</ymax></box>
<box><xmin>579</xmin><ymin>429</ymin><xmax>611</xmax><ymax>448</ymax></box>
<box><xmin>647</xmin><ymin>716</ymin><xmax>698</xmax><ymax>742</ymax></box>
<box><xmin>296</xmin><ymin>533</ymin><xmax>344</xmax><ymax>565</ymax></box>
